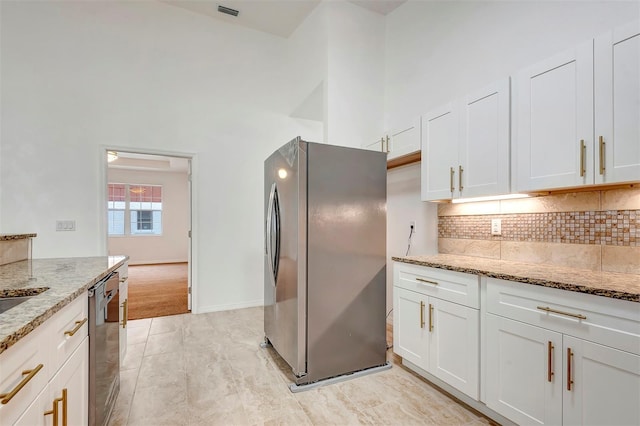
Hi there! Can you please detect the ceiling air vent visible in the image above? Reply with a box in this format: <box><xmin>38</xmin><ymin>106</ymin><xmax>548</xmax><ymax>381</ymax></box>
<box><xmin>218</xmin><ymin>5</ymin><xmax>239</xmax><ymax>17</ymax></box>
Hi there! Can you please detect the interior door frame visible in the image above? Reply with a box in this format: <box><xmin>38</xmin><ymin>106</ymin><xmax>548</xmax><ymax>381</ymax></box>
<box><xmin>98</xmin><ymin>145</ymin><xmax>197</xmax><ymax>313</ymax></box>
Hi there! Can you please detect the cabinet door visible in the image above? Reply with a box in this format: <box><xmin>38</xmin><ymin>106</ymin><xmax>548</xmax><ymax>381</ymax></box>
<box><xmin>362</xmin><ymin>137</ymin><xmax>386</xmax><ymax>153</ymax></box>
<box><xmin>13</xmin><ymin>385</ymin><xmax>51</xmax><ymax>426</ymax></box>
<box><xmin>387</xmin><ymin>118</ymin><xmax>420</xmax><ymax>160</ymax></box>
<box><xmin>429</xmin><ymin>298</ymin><xmax>479</xmax><ymax>399</ymax></box>
<box><xmin>119</xmin><ymin>267</ymin><xmax>129</xmax><ymax>363</ymax></box>
<box><xmin>595</xmin><ymin>20</ymin><xmax>640</xmax><ymax>184</ymax></box>
<box><xmin>459</xmin><ymin>78</ymin><xmax>510</xmax><ymax>198</ymax></box>
<box><xmin>421</xmin><ymin>103</ymin><xmax>459</xmax><ymax>200</ymax></box>
<box><xmin>51</xmin><ymin>338</ymin><xmax>88</xmax><ymax>426</ymax></box>
<box><xmin>515</xmin><ymin>41</ymin><xmax>594</xmax><ymax>191</ymax></box>
<box><xmin>485</xmin><ymin>314</ymin><xmax>563</xmax><ymax>425</ymax></box>
<box><xmin>563</xmin><ymin>336</ymin><xmax>640</xmax><ymax>426</ymax></box>
<box><xmin>393</xmin><ymin>288</ymin><xmax>429</xmax><ymax>371</ymax></box>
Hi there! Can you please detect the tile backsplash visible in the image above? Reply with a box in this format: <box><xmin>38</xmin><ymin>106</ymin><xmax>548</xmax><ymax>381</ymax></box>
<box><xmin>437</xmin><ymin>187</ymin><xmax>640</xmax><ymax>274</ymax></box>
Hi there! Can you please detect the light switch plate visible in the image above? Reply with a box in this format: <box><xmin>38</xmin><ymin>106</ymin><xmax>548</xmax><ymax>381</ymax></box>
<box><xmin>491</xmin><ymin>218</ymin><xmax>501</xmax><ymax>236</ymax></box>
<box><xmin>56</xmin><ymin>220</ymin><xmax>76</xmax><ymax>231</ymax></box>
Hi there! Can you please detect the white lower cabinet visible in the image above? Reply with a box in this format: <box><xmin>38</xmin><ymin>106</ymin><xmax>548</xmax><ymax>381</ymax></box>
<box><xmin>0</xmin><ymin>292</ymin><xmax>89</xmax><ymax>426</ymax></box>
<box><xmin>485</xmin><ymin>313</ymin><xmax>563</xmax><ymax>425</ymax></box>
<box><xmin>485</xmin><ymin>277</ymin><xmax>640</xmax><ymax>426</ymax></box>
<box><xmin>563</xmin><ymin>337</ymin><xmax>640</xmax><ymax>426</ymax></box>
<box><xmin>15</xmin><ymin>338</ymin><xmax>88</xmax><ymax>426</ymax></box>
<box><xmin>394</xmin><ymin>263</ymin><xmax>480</xmax><ymax>399</ymax></box>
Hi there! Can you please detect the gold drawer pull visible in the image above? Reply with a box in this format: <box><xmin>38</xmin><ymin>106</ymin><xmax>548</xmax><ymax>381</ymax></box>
<box><xmin>537</xmin><ymin>306</ymin><xmax>586</xmax><ymax>320</ymax></box>
<box><xmin>44</xmin><ymin>388</ymin><xmax>66</xmax><ymax>426</ymax></box>
<box><xmin>120</xmin><ymin>277</ymin><xmax>128</xmax><ymax>283</ymax></box>
<box><xmin>599</xmin><ymin>136</ymin><xmax>605</xmax><ymax>175</ymax></box>
<box><xmin>547</xmin><ymin>341</ymin><xmax>554</xmax><ymax>382</ymax></box>
<box><xmin>121</xmin><ymin>299</ymin><xmax>128</xmax><ymax>329</ymax></box>
<box><xmin>428</xmin><ymin>303</ymin><xmax>434</xmax><ymax>332</ymax></box>
<box><xmin>415</xmin><ymin>278</ymin><xmax>438</xmax><ymax>286</ymax></box>
<box><xmin>0</xmin><ymin>363</ymin><xmax>44</xmax><ymax>404</ymax></box>
<box><xmin>64</xmin><ymin>318</ymin><xmax>88</xmax><ymax>336</ymax></box>
<box><xmin>419</xmin><ymin>301</ymin><xmax>425</xmax><ymax>329</ymax></box>
<box><xmin>567</xmin><ymin>348</ymin><xmax>574</xmax><ymax>391</ymax></box>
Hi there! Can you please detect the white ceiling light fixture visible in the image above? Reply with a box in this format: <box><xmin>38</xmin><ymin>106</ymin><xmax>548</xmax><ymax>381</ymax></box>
<box><xmin>451</xmin><ymin>194</ymin><xmax>532</xmax><ymax>204</ymax></box>
<box><xmin>107</xmin><ymin>151</ymin><xmax>118</xmax><ymax>162</ymax></box>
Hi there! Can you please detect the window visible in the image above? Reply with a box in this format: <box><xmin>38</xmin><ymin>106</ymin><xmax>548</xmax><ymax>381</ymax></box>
<box><xmin>108</xmin><ymin>184</ymin><xmax>162</xmax><ymax>236</ymax></box>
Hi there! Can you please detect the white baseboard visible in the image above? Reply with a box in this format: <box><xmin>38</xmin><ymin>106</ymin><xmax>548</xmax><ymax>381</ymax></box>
<box><xmin>194</xmin><ymin>299</ymin><xmax>263</xmax><ymax>314</ymax></box>
<box><xmin>128</xmin><ymin>259</ymin><xmax>188</xmax><ymax>266</ymax></box>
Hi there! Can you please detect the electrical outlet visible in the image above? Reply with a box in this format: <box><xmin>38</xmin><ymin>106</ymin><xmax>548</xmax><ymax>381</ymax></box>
<box><xmin>410</xmin><ymin>221</ymin><xmax>416</xmax><ymax>230</ymax></box>
<box><xmin>56</xmin><ymin>220</ymin><xmax>76</xmax><ymax>231</ymax></box>
<box><xmin>491</xmin><ymin>218</ymin><xmax>501</xmax><ymax>236</ymax></box>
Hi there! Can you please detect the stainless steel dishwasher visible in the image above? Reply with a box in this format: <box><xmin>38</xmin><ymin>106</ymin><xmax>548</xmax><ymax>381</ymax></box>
<box><xmin>88</xmin><ymin>271</ymin><xmax>120</xmax><ymax>426</ymax></box>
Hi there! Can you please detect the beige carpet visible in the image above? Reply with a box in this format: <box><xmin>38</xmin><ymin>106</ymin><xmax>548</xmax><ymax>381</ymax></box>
<box><xmin>126</xmin><ymin>263</ymin><xmax>189</xmax><ymax>320</ymax></box>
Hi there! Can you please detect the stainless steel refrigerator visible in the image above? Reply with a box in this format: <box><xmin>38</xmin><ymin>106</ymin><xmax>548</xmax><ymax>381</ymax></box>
<box><xmin>264</xmin><ymin>137</ymin><xmax>388</xmax><ymax>390</ymax></box>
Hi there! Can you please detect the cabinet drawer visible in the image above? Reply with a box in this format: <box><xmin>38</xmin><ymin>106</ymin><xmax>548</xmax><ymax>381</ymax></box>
<box><xmin>486</xmin><ymin>278</ymin><xmax>640</xmax><ymax>355</ymax></box>
<box><xmin>0</xmin><ymin>322</ymin><xmax>49</xmax><ymax>425</ymax></box>
<box><xmin>50</xmin><ymin>292</ymin><xmax>88</xmax><ymax>376</ymax></box>
<box><xmin>394</xmin><ymin>262</ymin><xmax>479</xmax><ymax>308</ymax></box>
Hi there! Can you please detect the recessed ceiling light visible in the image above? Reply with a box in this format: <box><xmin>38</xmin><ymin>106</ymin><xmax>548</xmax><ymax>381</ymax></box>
<box><xmin>218</xmin><ymin>5</ymin><xmax>239</xmax><ymax>17</ymax></box>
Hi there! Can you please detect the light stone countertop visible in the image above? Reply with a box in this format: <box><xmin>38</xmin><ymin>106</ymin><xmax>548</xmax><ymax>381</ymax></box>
<box><xmin>0</xmin><ymin>256</ymin><xmax>128</xmax><ymax>354</ymax></box>
<box><xmin>0</xmin><ymin>233</ymin><xmax>37</xmax><ymax>241</ymax></box>
<box><xmin>392</xmin><ymin>254</ymin><xmax>640</xmax><ymax>303</ymax></box>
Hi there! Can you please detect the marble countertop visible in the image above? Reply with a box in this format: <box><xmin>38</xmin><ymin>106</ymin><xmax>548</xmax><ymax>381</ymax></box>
<box><xmin>0</xmin><ymin>233</ymin><xmax>37</xmax><ymax>241</ymax></box>
<box><xmin>0</xmin><ymin>256</ymin><xmax>128</xmax><ymax>355</ymax></box>
<box><xmin>392</xmin><ymin>254</ymin><xmax>639</xmax><ymax>303</ymax></box>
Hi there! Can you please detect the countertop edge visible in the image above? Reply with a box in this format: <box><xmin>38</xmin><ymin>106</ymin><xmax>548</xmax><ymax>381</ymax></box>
<box><xmin>0</xmin><ymin>233</ymin><xmax>37</xmax><ymax>241</ymax></box>
<box><xmin>0</xmin><ymin>256</ymin><xmax>128</xmax><ymax>355</ymax></box>
<box><xmin>391</xmin><ymin>256</ymin><xmax>640</xmax><ymax>303</ymax></box>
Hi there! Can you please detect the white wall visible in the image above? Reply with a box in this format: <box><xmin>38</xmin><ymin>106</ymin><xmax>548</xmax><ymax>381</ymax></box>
<box><xmin>0</xmin><ymin>0</ymin><xmax>322</xmax><ymax>313</ymax></box>
<box><xmin>386</xmin><ymin>163</ymin><xmax>438</xmax><ymax>313</ymax></box>
<box><xmin>107</xmin><ymin>168</ymin><xmax>189</xmax><ymax>265</ymax></box>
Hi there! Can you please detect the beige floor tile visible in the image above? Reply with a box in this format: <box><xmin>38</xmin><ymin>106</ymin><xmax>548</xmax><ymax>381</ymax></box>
<box><xmin>149</xmin><ymin>313</ymin><xmax>185</xmax><ymax>335</ymax></box>
<box><xmin>121</xmin><ymin>342</ymin><xmax>146</xmax><ymax>371</ymax></box>
<box><xmin>143</xmin><ymin>328</ymin><xmax>183</xmax><ymax>356</ymax></box>
<box><xmin>109</xmin><ymin>307</ymin><xmax>492</xmax><ymax>426</ymax></box>
<box><xmin>127</xmin><ymin>318</ymin><xmax>152</xmax><ymax>329</ymax></box>
<box><xmin>127</xmin><ymin>325</ymin><xmax>150</xmax><ymax>345</ymax></box>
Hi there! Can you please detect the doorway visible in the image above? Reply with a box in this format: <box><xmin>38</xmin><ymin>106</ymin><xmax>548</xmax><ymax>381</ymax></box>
<box><xmin>105</xmin><ymin>150</ymin><xmax>193</xmax><ymax>319</ymax></box>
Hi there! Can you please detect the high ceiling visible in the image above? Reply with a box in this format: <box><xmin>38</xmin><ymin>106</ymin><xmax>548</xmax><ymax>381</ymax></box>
<box><xmin>161</xmin><ymin>0</ymin><xmax>407</xmax><ymax>38</ymax></box>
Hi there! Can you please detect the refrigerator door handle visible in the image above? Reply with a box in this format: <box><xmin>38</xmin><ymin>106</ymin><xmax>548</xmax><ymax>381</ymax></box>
<box><xmin>273</xmin><ymin>185</ymin><xmax>281</xmax><ymax>283</ymax></box>
<box><xmin>266</xmin><ymin>182</ymin><xmax>276</xmax><ymax>286</ymax></box>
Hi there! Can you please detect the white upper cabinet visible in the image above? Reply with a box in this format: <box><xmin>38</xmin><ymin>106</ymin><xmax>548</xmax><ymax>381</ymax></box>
<box><xmin>515</xmin><ymin>41</ymin><xmax>594</xmax><ymax>191</ymax></box>
<box><xmin>387</xmin><ymin>118</ymin><xmax>421</xmax><ymax>160</ymax></box>
<box><xmin>421</xmin><ymin>103</ymin><xmax>459</xmax><ymax>200</ymax></box>
<box><xmin>594</xmin><ymin>20</ymin><xmax>640</xmax><ymax>184</ymax></box>
<box><xmin>362</xmin><ymin>118</ymin><xmax>421</xmax><ymax>161</ymax></box>
<box><xmin>422</xmin><ymin>78</ymin><xmax>510</xmax><ymax>201</ymax></box>
<box><xmin>515</xmin><ymin>20</ymin><xmax>640</xmax><ymax>192</ymax></box>
<box><xmin>459</xmin><ymin>79</ymin><xmax>511</xmax><ymax>198</ymax></box>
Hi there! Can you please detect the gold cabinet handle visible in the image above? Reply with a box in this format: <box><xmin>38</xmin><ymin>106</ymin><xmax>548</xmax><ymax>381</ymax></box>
<box><xmin>428</xmin><ymin>303</ymin><xmax>434</xmax><ymax>332</ymax></box>
<box><xmin>0</xmin><ymin>363</ymin><xmax>44</xmax><ymax>404</ymax></box>
<box><xmin>44</xmin><ymin>389</ymin><xmax>66</xmax><ymax>426</ymax></box>
<box><xmin>547</xmin><ymin>341</ymin><xmax>554</xmax><ymax>382</ymax></box>
<box><xmin>599</xmin><ymin>136</ymin><xmax>605</xmax><ymax>175</ymax></box>
<box><xmin>64</xmin><ymin>318</ymin><xmax>88</xmax><ymax>337</ymax></box>
<box><xmin>458</xmin><ymin>165</ymin><xmax>464</xmax><ymax>191</ymax></box>
<box><xmin>415</xmin><ymin>278</ymin><xmax>438</xmax><ymax>286</ymax></box>
<box><xmin>536</xmin><ymin>306</ymin><xmax>587</xmax><ymax>320</ymax></box>
<box><xmin>419</xmin><ymin>301</ymin><xmax>425</xmax><ymax>329</ymax></box>
<box><xmin>385</xmin><ymin>135</ymin><xmax>390</xmax><ymax>153</ymax></box>
<box><xmin>579</xmin><ymin>140</ymin><xmax>586</xmax><ymax>177</ymax></box>
<box><xmin>450</xmin><ymin>167</ymin><xmax>455</xmax><ymax>193</ymax></box>
<box><xmin>567</xmin><ymin>347</ymin><xmax>574</xmax><ymax>391</ymax></box>
<box><xmin>120</xmin><ymin>277</ymin><xmax>128</xmax><ymax>283</ymax></box>
<box><xmin>121</xmin><ymin>299</ymin><xmax>128</xmax><ymax>329</ymax></box>
<box><xmin>380</xmin><ymin>137</ymin><xmax>385</xmax><ymax>152</ymax></box>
